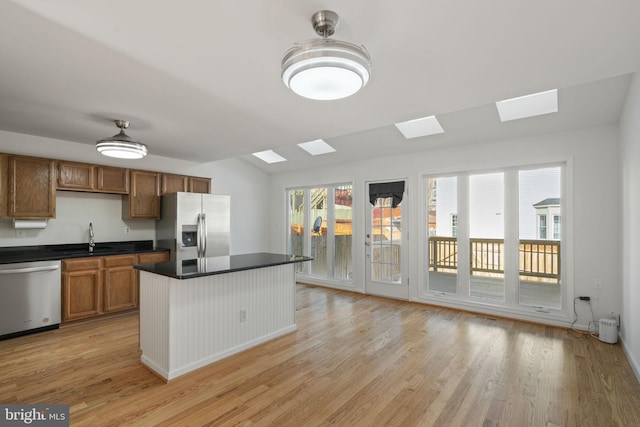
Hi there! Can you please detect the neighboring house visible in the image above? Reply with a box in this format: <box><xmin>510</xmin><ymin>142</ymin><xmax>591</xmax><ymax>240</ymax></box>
<box><xmin>533</xmin><ymin>198</ymin><xmax>561</xmax><ymax>240</ymax></box>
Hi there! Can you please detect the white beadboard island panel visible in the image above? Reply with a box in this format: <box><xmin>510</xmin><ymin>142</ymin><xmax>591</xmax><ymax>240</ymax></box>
<box><xmin>139</xmin><ymin>263</ymin><xmax>296</xmax><ymax>381</ymax></box>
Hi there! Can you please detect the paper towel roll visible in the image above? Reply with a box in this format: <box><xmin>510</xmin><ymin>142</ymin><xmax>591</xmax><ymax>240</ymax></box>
<box><xmin>13</xmin><ymin>219</ymin><xmax>48</xmax><ymax>229</ymax></box>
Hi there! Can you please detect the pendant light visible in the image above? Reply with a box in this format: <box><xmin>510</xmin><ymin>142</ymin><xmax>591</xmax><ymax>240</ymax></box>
<box><xmin>282</xmin><ymin>10</ymin><xmax>371</xmax><ymax>101</ymax></box>
<box><xmin>96</xmin><ymin>120</ymin><xmax>148</xmax><ymax>159</ymax></box>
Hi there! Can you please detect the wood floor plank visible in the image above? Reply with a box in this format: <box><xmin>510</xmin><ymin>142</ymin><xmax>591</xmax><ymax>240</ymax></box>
<box><xmin>1</xmin><ymin>284</ymin><xmax>639</xmax><ymax>426</ymax></box>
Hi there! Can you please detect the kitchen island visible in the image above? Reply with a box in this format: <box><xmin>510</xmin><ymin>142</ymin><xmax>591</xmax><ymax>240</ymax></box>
<box><xmin>135</xmin><ymin>252</ymin><xmax>311</xmax><ymax>381</ymax></box>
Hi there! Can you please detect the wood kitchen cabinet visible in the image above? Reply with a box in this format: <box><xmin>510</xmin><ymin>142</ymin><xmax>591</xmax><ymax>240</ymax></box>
<box><xmin>189</xmin><ymin>176</ymin><xmax>211</xmax><ymax>194</ymax></box>
<box><xmin>0</xmin><ymin>154</ymin><xmax>7</xmax><ymax>217</ymax></box>
<box><xmin>62</xmin><ymin>258</ymin><xmax>102</xmax><ymax>321</ymax></box>
<box><xmin>103</xmin><ymin>255</ymin><xmax>137</xmax><ymax>312</ymax></box>
<box><xmin>137</xmin><ymin>251</ymin><xmax>170</xmax><ymax>265</ymax></box>
<box><xmin>62</xmin><ymin>251</ymin><xmax>169</xmax><ymax>323</ymax></box>
<box><xmin>7</xmin><ymin>155</ymin><xmax>56</xmax><ymax>218</ymax></box>
<box><xmin>58</xmin><ymin>162</ymin><xmax>129</xmax><ymax>194</ymax></box>
<box><xmin>97</xmin><ymin>166</ymin><xmax>129</xmax><ymax>193</ymax></box>
<box><xmin>1</xmin><ymin>152</ymin><xmax>211</xmax><ymax>218</ymax></box>
<box><xmin>57</xmin><ymin>161</ymin><xmax>96</xmax><ymax>191</ymax></box>
<box><xmin>123</xmin><ymin>170</ymin><xmax>160</xmax><ymax>219</ymax></box>
<box><xmin>161</xmin><ymin>173</ymin><xmax>189</xmax><ymax>195</ymax></box>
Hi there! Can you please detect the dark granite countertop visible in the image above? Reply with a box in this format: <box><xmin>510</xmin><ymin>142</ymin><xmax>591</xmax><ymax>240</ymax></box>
<box><xmin>134</xmin><ymin>252</ymin><xmax>312</xmax><ymax>280</ymax></box>
<box><xmin>0</xmin><ymin>240</ymin><xmax>169</xmax><ymax>264</ymax></box>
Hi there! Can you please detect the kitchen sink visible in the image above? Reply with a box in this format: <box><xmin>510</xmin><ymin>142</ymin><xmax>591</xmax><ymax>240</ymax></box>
<box><xmin>57</xmin><ymin>247</ymin><xmax>131</xmax><ymax>256</ymax></box>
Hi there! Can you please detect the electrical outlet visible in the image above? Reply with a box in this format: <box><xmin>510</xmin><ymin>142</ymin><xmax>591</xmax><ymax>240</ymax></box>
<box><xmin>593</xmin><ymin>278</ymin><xmax>601</xmax><ymax>289</ymax></box>
<box><xmin>124</xmin><ymin>227</ymin><xmax>131</xmax><ymax>234</ymax></box>
<box><xmin>15</xmin><ymin>229</ymin><xmax>26</xmax><ymax>238</ymax></box>
<box><xmin>240</xmin><ymin>309</ymin><xmax>247</xmax><ymax>323</ymax></box>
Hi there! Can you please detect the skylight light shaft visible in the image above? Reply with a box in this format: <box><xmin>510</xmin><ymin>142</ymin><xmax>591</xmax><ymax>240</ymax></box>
<box><xmin>394</xmin><ymin>115</ymin><xmax>444</xmax><ymax>139</ymax></box>
<box><xmin>298</xmin><ymin>139</ymin><xmax>336</xmax><ymax>155</ymax></box>
<box><xmin>496</xmin><ymin>89</ymin><xmax>558</xmax><ymax>122</ymax></box>
<box><xmin>252</xmin><ymin>150</ymin><xmax>287</xmax><ymax>164</ymax></box>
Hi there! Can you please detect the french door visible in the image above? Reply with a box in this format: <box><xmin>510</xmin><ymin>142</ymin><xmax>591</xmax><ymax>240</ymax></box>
<box><xmin>365</xmin><ymin>180</ymin><xmax>409</xmax><ymax>299</ymax></box>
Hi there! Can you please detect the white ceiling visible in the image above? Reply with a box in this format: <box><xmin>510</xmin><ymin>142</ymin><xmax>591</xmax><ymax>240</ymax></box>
<box><xmin>1</xmin><ymin>0</ymin><xmax>639</xmax><ymax>173</ymax></box>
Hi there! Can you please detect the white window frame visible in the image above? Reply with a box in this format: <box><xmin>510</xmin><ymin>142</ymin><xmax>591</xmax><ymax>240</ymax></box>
<box><xmin>286</xmin><ymin>183</ymin><xmax>354</xmax><ymax>287</ymax></box>
<box><xmin>538</xmin><ymin>214</ymin><xmax>548</xmax><ymax>239</ymax></box>
<box><xmin>419</xmin><ymin>161</ymin><xmax>571</xmax><ymax>326</ymax></box>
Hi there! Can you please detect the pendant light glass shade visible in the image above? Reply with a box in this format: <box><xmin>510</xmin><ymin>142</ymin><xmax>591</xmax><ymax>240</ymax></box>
<box><xmin>282</xmin><ymin>39</ymin><xmax>371</xmax><ymax>100</ymax></box>
<box><xmin>281</xmin><ymin>10</ymin><xmax>371</xmax><ymax>101</ymax></box>
<box><xmin>96</xmin><ymin>120</ymin><xmax>148</xmax><ymax>159</ymax></box>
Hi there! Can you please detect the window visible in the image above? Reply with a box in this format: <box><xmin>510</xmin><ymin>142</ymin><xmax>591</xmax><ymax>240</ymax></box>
<box><xmin>310</xmin><ymin>187</ymin><xmax>327</xmax><ymax>276</ymax></box>
<box><xmin>427</xmin><ymin>176</ymin><xmax>457</xmax><ymax>294</ymax></box>
<box><xmin>424</xmin><ymin>163</ymin><xmax>565</xmax><ymax>312</ymax></box>
<box><xmin>553</xmin><ymin>215</ymin><xmax>561</xmax><ymax>240</ymax></box>
<box><xmin>519</xmin><ymin>166</ymin><xmax>561</xmax><ymax>308</ymax></box>
<box><xmin>469</xmin><ymin>172</ymin><xmax>505</xmax><ymax>300</ymax></box>
<box><xmin>451</xmin><ymin>213</ymin><xmax>458</xmax><ymax>237</ymax></box>
<box><xmin>287</xmin><ymin>184</ymin><xmax>353</xmax><ymax>283</ymax></box>
<box><xmin>288</xmin><ymin>189</ymin><xmax>305</xmax><ymax>273</ymax></box>
<box><xmin>334</xmin><ymin>186</ymin><xmax>353</xmax><ymax>280</ymax></box>
<box><xmin>538</xmin><ymin>215</ymin><xmax>547</xmax><ymax>239</ymax></box>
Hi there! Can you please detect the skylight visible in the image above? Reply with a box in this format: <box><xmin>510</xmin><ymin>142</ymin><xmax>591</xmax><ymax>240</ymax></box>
<box><xmin>496</xmin><ymin>89</ymin><xmax>558</xmax><ymax>122</ymax></box>
<box><xmin>252</xmin><ymin>150</ymin><xmax>287</xmax><ymax>164</ymax></box>
<box><xmin>297</xmin><ymin>139</ymin><xmax>336</xmax><ymax>156</ymax></box>
<box><xmin>394</xmin><ymin>115</ymin><xmax>444</xmax><ymax>139</ymax></box>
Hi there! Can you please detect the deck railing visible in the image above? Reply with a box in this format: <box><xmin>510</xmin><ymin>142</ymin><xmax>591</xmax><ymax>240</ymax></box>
<box><xmin>428</xmin><ymin>236</ymin><xmax>561</xmax><ymax>283</ymax></box>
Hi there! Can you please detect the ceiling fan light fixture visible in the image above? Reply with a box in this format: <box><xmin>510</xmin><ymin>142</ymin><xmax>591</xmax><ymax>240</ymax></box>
<box><xmin>282</xmin><ymin>10</ymin><xmax>371</xmax><ymax>101</ymax></box>
<box><xmin>96</xmin><ymin>120</ymin><xmax>148</xmax><ymax>159</ymax></box>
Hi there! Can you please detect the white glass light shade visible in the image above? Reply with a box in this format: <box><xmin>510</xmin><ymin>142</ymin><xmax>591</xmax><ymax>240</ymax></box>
<box><xmin>282</xmin><ymin>39</ymin><xmax>371</xmax><ymax>100</ymax></box>
<box><xmin>96</xmin><ymin>122</ymin><xmax>148</xmax><ymax>159</ymax></box>
<box><xmin>96</xmin><ymin>141</ymin><xmax>148</xmax><ymax>159</ymax></box>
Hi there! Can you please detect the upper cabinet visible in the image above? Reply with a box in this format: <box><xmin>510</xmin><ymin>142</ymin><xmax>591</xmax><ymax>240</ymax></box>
<box><xmin>57</xmin><ymin>161</ymin><xmax>96</xmax><ymax>191</ymax></box>
<box><xmin>189</xmin><ymin>176</ymin><xmax>211</xmax><ymax>194</ymax></box>
<box><xmin>123</xmin><ymin>170</ymin><xmax>160</xmax><ymax>219</ymax></box>
<box><xmin>97</xmin><ymin>166</ymin><xmax>129</xmax><ymax>193</ymax></box>
<box><xmin>161</xmin><ymin>174</ymin><xmax>211</xmax><ymax>195</ymax></box>
<box><xmin>7</xmin><ymin>155</ymin><xmax>56</xmax><ymax>218</ymax></box>
<box><xmin>1</xmin><ymin>152</ymin><xmax>212</xmax><ymax>220</ymax></box>
<box><xmin>0</xmin><ymin>154</ymin><xmax>7</xmax><ymax>217</ymax></box>
<box><xmin>58</xmin><ymin>162</ymin><xmax>129</xmax><ymax>194</ymax></box>
<box><xmin>161</xmin><ymin>173</ymin><xmax>189</xmax><ymax>195</ymax></box>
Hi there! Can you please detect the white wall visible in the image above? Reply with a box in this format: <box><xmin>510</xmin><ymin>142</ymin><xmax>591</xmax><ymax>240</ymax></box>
<box><xmin>0</xmin><ymin>131</ymin><xmax>271</xmax><ymax>254</ymax></box>
<box><xmin>269</xmin><ymin>125</ymin><xmax>621</xmax><ymax>328</ymax></box>
<box><xmin>619</xmin><ymin>72</ymin><xmax>640</xmax><ymax>380</ymax></box>
<box><xmin>184</xmin><ymin>158</ymin><xmax>271</xmax><ymax>255</ymax></box>
<box><xmin>0</xmin><ymin>191</ymin><xmax>155</xmax><ymax>245</ymax></box>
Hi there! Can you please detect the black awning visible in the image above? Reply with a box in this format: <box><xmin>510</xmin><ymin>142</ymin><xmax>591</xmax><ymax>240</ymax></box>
<box><xmin>369</xmin><ymin>181</ymin><xmax>405</xmax><ymax>208</ymax></box>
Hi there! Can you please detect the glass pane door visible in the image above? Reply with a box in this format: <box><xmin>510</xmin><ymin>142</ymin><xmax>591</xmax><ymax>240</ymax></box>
<box><xmin>427</xmin><ymin>176</ymin><xmax>458</xmax><ymax>294</ymax></box>
<box><xmin>365</xmin><ymin>181</ymin><xmax>408</xmax><ymax>300</ymax></box>
<box><xmin>518</xmin><ymin>167</ymin><xmax>562</xmax><ymax>308</ymax></box>
<box><xmin>469</xmin><ymin>172</ymin><xmax>505</xmax><ymax>300</ymax></box>
<box><xmin>288</xmin><ymin>189</ymin><xmax>305</xmax><ymax>273</ymax></box>
<box><xmin>334</xmin><ymin>186</ymin><xmax>353</xmax><ymax>280</ymax></box>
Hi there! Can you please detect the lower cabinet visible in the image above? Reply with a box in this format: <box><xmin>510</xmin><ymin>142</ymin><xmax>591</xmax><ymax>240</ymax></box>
<box><xmin>62</xmin><ymin>251</ymin><xmax>168</xmax><ymax>322</ymax></box>
<box><xmin>62</xmin><ymin>258</ymin><xmax>102</xmax><ymax>321</ymax></box>
<box><xmin>104</xmin><ymin>255</ymin><xmax>137</xmax><ymax>313</ymax></box>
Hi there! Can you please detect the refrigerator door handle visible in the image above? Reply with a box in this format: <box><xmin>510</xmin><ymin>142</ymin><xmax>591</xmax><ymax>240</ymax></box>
<box><xmin>202</xmin><ymin>213</ymin><xmax>208</xmax><ymax>256</ymax></box>
<box><xmin>196</xmin><ymin>213</ymin><xmax>202</xmax><ymax>257</ymax></box>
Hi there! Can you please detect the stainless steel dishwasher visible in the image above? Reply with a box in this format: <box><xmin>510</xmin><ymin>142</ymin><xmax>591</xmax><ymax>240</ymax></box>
<box><xmin>0</xmin><ymin>260</ymin><xmax>61</xmax><ymax>340</ymax></box>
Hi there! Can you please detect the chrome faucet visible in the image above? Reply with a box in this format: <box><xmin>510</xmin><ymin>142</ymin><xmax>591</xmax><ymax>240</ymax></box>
<box><xmin>89</xmin><ymin>222</ymin><xmax>95</xmax><ymax>252</ymax></box>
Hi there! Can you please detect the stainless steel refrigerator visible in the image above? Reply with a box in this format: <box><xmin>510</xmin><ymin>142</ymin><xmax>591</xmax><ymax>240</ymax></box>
<box><xmin>157</xmin><ymin>192</ymin><xmax>230</xmax><ymax>260</ymax></box>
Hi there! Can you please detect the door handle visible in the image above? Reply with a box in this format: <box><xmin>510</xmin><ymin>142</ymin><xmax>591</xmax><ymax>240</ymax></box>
<box><xmin>196</xmin><ymin>213</ymin><xmax>202</xmax><ymax>257</ymax></box>
<box><xmin>364</xmin><ymin>242</ymin><xmax>370</xmax><ymax>246</ymax></box>
<box><xmin>202</xmin><ymin>213</ymin><xmax>207</xmax><ymax>256</ymax></box>
<box><xmin>0</xmin><ymin>265</ymin><xmax>59</xmax><ymax>274</ymax></box>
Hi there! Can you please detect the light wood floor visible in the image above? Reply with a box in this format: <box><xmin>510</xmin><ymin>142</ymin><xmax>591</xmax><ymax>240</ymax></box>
<box><xmin>1</xmin><ymin>284</ymin><xmax>639</xmax><ymax>426</ymax></box>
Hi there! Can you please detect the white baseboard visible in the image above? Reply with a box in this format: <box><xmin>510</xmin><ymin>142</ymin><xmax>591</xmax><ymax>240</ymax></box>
<box><xmin>620</xmin><ymin>336</ymin><xmax>640</xmax><ymax>385</ymax></box>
